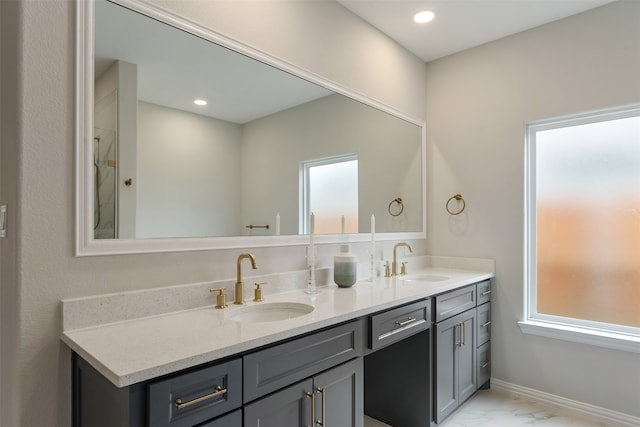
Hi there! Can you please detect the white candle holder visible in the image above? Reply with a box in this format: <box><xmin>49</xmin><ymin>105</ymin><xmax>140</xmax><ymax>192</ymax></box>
<box><xmin>305</xmin><ymin>245</ymin><xmax>319</xmax><ymax>294</ymax></box>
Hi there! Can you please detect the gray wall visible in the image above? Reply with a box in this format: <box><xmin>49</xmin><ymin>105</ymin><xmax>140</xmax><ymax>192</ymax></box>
<box><xmin>425</xmin><ymin>0</ymin><xmax>640</xmax><ymax>417</ymax></box>
<box><xmin>0</xmin><ymin>1</ymin><xmax>425</xmax><ymax>426</ymax></box>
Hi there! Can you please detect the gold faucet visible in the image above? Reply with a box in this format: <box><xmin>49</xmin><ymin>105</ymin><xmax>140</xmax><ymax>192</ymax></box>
<box><xmin>235</xmin><ymin>253</ymin><xmax>257</xmax><ymax>304</ymax></box>
<box><xmin>392</xmin><ymin>242</ymin><xmax>413</xmax><ymax>276</ymax></box>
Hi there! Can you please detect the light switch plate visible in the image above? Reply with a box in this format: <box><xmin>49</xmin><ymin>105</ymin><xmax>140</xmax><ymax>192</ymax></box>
<box><xmin>0</xmin><ymin>205</ymin><xmax>7</xmax><ymax>238</ymax></box>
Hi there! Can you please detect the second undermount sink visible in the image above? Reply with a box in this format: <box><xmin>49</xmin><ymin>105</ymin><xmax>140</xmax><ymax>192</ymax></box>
<box><xmin>227</xmin><ymin>302</ymin><xmax>314</xmax><ymax>323</ymax></box>
<box><xmin>401</xmin><ymin>274</ymin><xmax>450</xmax><ymax>283</ymax></box>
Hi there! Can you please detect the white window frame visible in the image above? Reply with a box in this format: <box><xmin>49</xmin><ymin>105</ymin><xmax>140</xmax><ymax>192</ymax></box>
<box><xmin>299</xmin><ymin>153</ymin><xmax>358</xmax><ymax>234</ymax></box>
<box><xmin>520</xmin><ymin>104</ymin><xmax>640</xmax><ymax>353</ymax></box>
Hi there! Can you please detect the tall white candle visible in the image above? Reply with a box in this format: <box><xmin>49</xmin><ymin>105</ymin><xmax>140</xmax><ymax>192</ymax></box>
<box><xmin>341</xmin><ymin>215</ymin><xmax>345</xmax><ymax>234</ymax></box>
<box><xmin>275</xmin><ymin>212</ymin><xmax>280</xmax><ymax>235</ymax></box>
<box><xmin>370</xmin><ymin>214</ymin><xmax>375</xmax><ymax>254</ymax></box>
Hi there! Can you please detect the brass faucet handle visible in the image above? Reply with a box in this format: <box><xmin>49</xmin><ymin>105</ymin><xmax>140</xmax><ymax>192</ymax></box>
<box><xmin>209</xmin><ymin>288</ymin><xmax>228</xmax><ymax>309</ymax></box>
<box><xmin>401</xmin><ymin>262</ymin><xmax>408</xmax><ymax>276</ymax></box>
<box><xmin>253</xmin><ymin>281</ymin><xmax>268</xmax><ymax>302</ymax></box>
<box><xmin>384</xmin><ymin>262</ymin><xmax>391</xmax><ymax>278</ymax></box>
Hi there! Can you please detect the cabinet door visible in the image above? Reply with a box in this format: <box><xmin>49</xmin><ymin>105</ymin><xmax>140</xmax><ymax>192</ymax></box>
<box><xmin>434</xmin><ymin>309</ymin><xmax>476</xmax><ymax>423</ymax></box>
<box><xmin>199</xmin><ymin>409</ymin><xmax>242</xmax><ymax>427</ymax></box>
<box><xmin>457</xmin><ymin>312</ymin><xmax>477</xmax><ymax>404</ymax></box>
<box><xmin>244</xmin><ymin>379</ymin><xmax>313</xmax><ymax>427</ymax></box>
<box><xmin>313</xmin><ymin>358</ymin><xmax>363</xmax><ymax>427</ymax></box>
<box><xmin>434</xmin><ymin>314</ymin><xmax>459</xmax><ymax>423</ymax></box>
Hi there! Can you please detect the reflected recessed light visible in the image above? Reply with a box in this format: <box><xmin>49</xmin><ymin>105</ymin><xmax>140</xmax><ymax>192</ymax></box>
<box><xmin>194</xmin><ymin>99</ymin><xmax>207</xmax><ymax>106</ymax></box>
<box><xmin>414</xmin><ymin>10</ymin><xmax>435</xmax><ymax>24</ymax></box>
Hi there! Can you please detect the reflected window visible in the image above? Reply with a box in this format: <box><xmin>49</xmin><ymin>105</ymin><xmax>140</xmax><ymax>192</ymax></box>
<box><xmin>525</xmin><ymin>105</ymin><xmax>640</xmax><ymax>336</ymax></box>
<box><xmin>301</xmin><ymin>155</ymin><xmax>358</xmax><ymax>234</ymax></box>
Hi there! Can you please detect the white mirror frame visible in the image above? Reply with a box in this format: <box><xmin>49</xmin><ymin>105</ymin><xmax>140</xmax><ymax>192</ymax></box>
<box><xmin>75</xmin><ymin>0</ymin><xmax>427</xmax><ymax>256</ymax></box>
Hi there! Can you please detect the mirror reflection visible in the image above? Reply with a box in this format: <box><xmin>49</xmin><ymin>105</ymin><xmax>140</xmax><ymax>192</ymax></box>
<box><xmin>93</xmin><ymin>0</ymin><xmax>424</xmax><ymax>240</ymax></box>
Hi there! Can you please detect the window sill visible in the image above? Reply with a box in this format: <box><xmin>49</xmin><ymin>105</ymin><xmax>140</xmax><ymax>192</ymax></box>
<box><xmin>518</xmin><ymin>320</ymin><xmax>640</xmax><ymax>353</ymax></box>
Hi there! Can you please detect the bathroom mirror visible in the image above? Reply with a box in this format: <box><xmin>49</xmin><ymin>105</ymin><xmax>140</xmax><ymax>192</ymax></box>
<box><xmin>76</xmin><ymin>0</ymin><xmax>426</xmax><ymax>255</ymax></box>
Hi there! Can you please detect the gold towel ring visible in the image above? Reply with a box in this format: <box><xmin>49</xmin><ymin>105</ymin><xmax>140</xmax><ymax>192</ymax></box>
<box><xmin>388</xmin><ymin>198</ymin><xmax>404</xmax><ymax>216</ymax></box>
<box><xmin>446</xmin><ymin>194</ymin><xmax>465</xmax><ymax>215</ymax></box>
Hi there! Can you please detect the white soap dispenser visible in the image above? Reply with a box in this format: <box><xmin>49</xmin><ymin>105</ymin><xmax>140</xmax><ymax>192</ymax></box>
<box><xmin>334</xmin><ymin>244</ymin><xmax>357</xmax><ymax>287</ymax></box>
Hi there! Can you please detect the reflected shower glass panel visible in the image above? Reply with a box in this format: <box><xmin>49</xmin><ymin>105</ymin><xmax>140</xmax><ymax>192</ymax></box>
<box><xmin>93</xmin><ymin>90</ymin><xmax>118</xmax><ymax>239</ymax></box>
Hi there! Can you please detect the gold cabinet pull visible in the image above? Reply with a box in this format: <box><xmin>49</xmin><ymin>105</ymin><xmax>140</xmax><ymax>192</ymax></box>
<box><xmin>480</xmin><ymin>289</ymin><xmax>491</xmax><ymax>296</ymax></box>
<box><xmin>174</xmin><ymin>386</ymin><xmax>226</xmax><ymax>409</ymax></box>
<box><xmin>481</xmin><ymin>361</ymin><xmax>490</xmax><ymax>369</ymax></box>
<box><xmin>482</xmin><ymin>320</ymin><xmax>492</xmax><ymax>327</ymax></box>
<box><xmin>315</xmin><ymin>387</ymin><xmax>326</xmax><ymax>426</ymax></box>
<box><xmin>305</xmin><ymin>391</ymin><xmax>315</xmax><ymax>427</ymax></box>
<box><xmin>395</xmin><ymin>316</ymin><xmax>417</xmax><ymax>327</ymax></box>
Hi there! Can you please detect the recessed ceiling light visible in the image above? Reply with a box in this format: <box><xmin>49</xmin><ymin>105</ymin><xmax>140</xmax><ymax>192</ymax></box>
<box><xmin>414</xmin><ymin>10</ymin><xmax>435</xmax><ymax>24</ymax></box>
<box><xmin>194</xmin><ymin>99</ymin><xmax>207</xmax><ymax>106</ymax></box>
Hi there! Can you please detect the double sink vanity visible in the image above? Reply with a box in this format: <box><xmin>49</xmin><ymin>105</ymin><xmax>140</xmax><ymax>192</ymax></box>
<box><xmin>70</xmin><ymin>1</ymin><xmax>496</xmax><ymax>425</ymax></box>
<box><xmin>63</xmin><ymin>257</ymin><xmax>494</xmax><ymax>427</ymax></box>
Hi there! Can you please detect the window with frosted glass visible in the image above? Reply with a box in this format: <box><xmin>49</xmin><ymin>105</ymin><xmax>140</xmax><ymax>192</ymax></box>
<box><xmin>527</xmin><ymin>107</ymin><xmax>640</xmax><ymax>331</ymax></box>
<box><xmin>302</xmin><ymin>156</ymin><xmax>358</xmax><ymax>234</ymax></box>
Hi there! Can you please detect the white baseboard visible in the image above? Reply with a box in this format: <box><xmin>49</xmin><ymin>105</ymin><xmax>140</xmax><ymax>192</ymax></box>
<box><xmin>490</xmin><ymin>378</ymin><xmax>640</xmax><ymax>427</ymax></box>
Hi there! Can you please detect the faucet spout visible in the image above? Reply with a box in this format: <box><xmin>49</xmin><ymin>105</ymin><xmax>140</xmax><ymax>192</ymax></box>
<box><xmin>235</xmin><ymin>253</ymin><xmax>257</xmax><ymax>304</ymax></box>
<box><xmin>392</xmin><ymin>242</ymin><xmax>413</xmax><ymax>276</ymax></box>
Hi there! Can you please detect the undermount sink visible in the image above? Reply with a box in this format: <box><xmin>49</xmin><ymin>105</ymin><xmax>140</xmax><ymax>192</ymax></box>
<box><xmin>227</xmin><ymin>302</ymin><xmax>314</xmax><ymax>323</ymax></box>
<box><xmin>401</xmin><ymin>274</ymin><xmax>450</xmax><ymax>283</ymax></box>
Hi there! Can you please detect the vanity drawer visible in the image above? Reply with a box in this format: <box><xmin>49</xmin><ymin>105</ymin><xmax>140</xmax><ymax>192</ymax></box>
<box><xmin>243</xmin><ymin>320</ymin><xmax>362</xmax><ymax>403</ymax></box>
<box><xmin>148</xmin><ymin>358</ymin><xmax>241</xmax><ymax>427</ymax></box>
<box><xmin>477</xmin><ymin>341</ymin><xmax>491</xmax><ymax>387</ymax></box>
<box><xmin>477</xmin><ymin>279</ymin><xmax>492</xmax><ymax>305</ymax></box>
<box><xmin>435</xmin><ymin>285</ymin><xmax>476</xmax><ymax>322</ymax></box>
<box><xmin>476</xmin><ymin>302</ymin><xmax>491</xmax><ymax>346</ymax></box>
<box><xmin>369</xmin><ymin>299</ymin><xmax>430</xmax><ymax>351</ymax></box>
<box><xmin>198</xmin><ymin>409</ymin><xmax>241</xmax><ymax>427</ymax></box>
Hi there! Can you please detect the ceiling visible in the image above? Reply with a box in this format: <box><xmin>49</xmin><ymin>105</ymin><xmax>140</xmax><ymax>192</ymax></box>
<box><xmin>95</xmin><ymin>0</ymin><xmax>618</xmax><ymax>123</ymax></box>
<box><xmin>337</xmin><ymin>0</ymin><xmax>617</xmax><ymax>62</ymax></box>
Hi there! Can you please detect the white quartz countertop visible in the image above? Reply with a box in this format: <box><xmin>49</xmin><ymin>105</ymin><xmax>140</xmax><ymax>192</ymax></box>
<box><xmin>62</xmin><ymin>267</ymin><xmax>493</xmax><ymax>388</ymax></box>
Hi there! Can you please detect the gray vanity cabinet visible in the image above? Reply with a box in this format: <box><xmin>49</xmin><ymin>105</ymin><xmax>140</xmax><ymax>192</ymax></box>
<box><xmin>434</xmin><ymin>308</ymin><xmax>476</xmax><ymax>423</ymax></box>
<box><xmin>72</xmin><ymin>280</ymin><xmax>493</xmax><ymax>427</ymax></box>
<box><xmin>433</xmin><ymin>279</ymin><xmax>493</xmax><ymax>424</ymax></box>
<box><xmin>244</xmin><ymin>358</ymin><xmax>363</xmax><ymax>427</ymax></box>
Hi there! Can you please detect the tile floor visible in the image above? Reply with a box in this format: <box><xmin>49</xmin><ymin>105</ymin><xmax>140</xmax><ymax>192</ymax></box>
<box><xmin>364</xmin><ymin>389</ymin><xmax>622</xmax><ymax>427</ymax></box>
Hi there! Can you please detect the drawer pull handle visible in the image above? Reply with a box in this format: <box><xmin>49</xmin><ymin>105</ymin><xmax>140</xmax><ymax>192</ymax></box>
<box><xmin>481</xmin><ymin>361</ymin><xmax>490</xmax><ymax>369</ymax></box>
<box><xmin>482</xmin><ymin>320</ymin><xmax>492</xmax><ymax>327</ymax></box>
<box><xmin>480</xmin><ymin>290</ymin><xmax>492</xmax><ymax>296</ymax></box>
<box><xmin>395</xmin><ymin>317</ymin><xmax>417</xmax><ymax>327</ymax></box>
<box><xmin>174</xmin><ymin>386</ymin><xmax>226</xmax><ymax>409</ymax></box>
